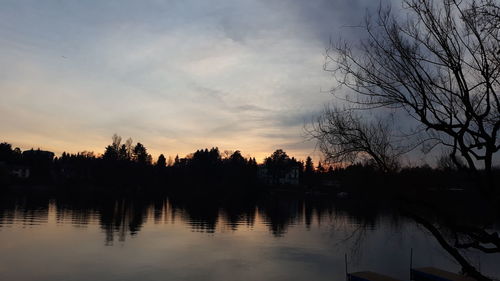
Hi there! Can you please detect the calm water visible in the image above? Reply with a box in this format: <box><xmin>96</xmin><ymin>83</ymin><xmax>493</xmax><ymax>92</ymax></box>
<box><xmin>0</xmin><ymin>192</ymin><xmax>499</xmax><ymax>281</ymax></box>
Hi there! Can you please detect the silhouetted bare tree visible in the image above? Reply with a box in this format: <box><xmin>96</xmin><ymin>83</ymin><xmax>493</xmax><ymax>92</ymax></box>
<box><xmin>325</xmin><ymin>0</ymin><xmax>499</xmax><ymax>175</ymax></box>
<box><xmin>311</xmin><ymin>107</ymin><xmax>406</xmax><ymax>172</ymax></box>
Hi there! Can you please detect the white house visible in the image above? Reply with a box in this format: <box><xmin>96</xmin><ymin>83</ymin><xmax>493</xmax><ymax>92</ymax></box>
<box><xmin>257</xmin><ymin>165</ymin><xmax>299</xmax><ymax>186</ymax></box>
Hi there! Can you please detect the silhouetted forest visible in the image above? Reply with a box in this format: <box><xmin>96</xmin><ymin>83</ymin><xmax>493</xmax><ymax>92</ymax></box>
<box><xmin>1</xmin><ymin>135</ymin><xmax>497</xmax><ymax>198</ymax></box>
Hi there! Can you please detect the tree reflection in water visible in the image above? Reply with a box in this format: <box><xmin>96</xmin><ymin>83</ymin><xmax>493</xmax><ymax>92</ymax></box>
<box><xmin>0</xmin><ymin>190</ymin><xmax>498</xmax><ymax>280</ymax></box>
<box><xmin>0</xmin><ymin>191</ymin><xmax>384</xmax><ymax>242</ymax></box>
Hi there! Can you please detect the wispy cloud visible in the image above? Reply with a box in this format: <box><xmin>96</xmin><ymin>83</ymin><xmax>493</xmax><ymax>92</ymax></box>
<box><xmin>0</xmin><ymin>0</ymin><xmax>399</xmax><ymax>161</ymax></box>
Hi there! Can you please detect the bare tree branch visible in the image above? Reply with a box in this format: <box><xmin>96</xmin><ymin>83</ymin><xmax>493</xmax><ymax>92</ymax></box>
<box><xmin>309</xmin><ymin>107</ymin><xmax>407</xmax><ymax>172</ymax></box>
<box><xmin>325</xmin><ymin>0</ymin><xmax>500</xmax><ymax>177</ymax></box>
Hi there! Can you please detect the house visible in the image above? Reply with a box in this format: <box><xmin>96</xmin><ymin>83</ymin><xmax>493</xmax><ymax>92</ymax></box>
<box><xmin>9</xmin><ymin>165</ymin><xmax>30</xmax><ymax>179</ymax></box>
<box><xmin>257</xmin><ymin>165</ymin><xmax>300</xmax><ymax>186</ymax></box>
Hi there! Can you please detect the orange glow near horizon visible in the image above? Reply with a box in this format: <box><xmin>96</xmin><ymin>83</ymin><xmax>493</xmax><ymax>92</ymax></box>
<box><xmin>3</xmin><ymin>135</ymin><xmax>322</xmax><ymax>164</ymax></box>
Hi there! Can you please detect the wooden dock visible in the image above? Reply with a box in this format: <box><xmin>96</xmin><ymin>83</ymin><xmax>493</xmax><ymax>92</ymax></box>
<box><xmin>348</xmin><ymin>271</ymin><xmax>402</xmax><ymax>281</ymax></box>
<box><xmin>411</xmin><ymin>267</ymin><xmax>476</xmax><ymax>281</ymax></box>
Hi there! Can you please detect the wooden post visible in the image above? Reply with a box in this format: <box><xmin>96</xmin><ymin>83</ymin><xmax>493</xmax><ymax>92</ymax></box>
<box><xmin>345</xmin><ymin>253</ymin><xmax>348</xmax><ymax>281</ymax></box>
<box><xmin>410</xmin><ymin>248</ymin><xmax>413</xmax><ymax>281</ymax></box>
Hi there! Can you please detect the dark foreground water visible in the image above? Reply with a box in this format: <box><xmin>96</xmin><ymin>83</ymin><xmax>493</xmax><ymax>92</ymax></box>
<box><xmin>0</xmin><ymin>191</ymin><xmax>499</xmax><ymax>281</ymax></box>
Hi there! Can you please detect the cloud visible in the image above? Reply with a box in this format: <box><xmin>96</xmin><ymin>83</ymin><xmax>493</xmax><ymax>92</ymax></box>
<box><xmin>0</xmin><ymin>0</ymin><xmax>403</xmax><ymax>161</ymax></box>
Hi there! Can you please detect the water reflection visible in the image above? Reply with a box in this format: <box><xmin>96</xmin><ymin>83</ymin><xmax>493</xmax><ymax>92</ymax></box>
<box><xmin>0</xmin><ymin>195</ymin><xmax>50</xmax><ymax>227</ymax></box>
<box><xmin>0</xmin><ymin>191</ymin><xmax>499</xmax><ymax>281</ymax></box>
<box><xmin>0</xmin><ymin>192</ymin><xmax>386</xmax><ymax>243</ymax></box>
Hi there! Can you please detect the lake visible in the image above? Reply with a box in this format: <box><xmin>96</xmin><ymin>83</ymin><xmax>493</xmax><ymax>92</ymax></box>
<box><xmin>0</xmin><ymin>191</ymin><xmax>499</xmax><ymax>281</ymax></box>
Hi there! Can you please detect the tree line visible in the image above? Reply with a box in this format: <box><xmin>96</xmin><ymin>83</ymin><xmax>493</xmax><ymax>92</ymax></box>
<box><xmin>0</xmin><ymin>135</ymin><xmax>332</xmax><ymax>191</ymax></box>
<box><xmin>1</xmin><ymin>133</ymin><xmax>492</xmax><ymax>196</ymax></box>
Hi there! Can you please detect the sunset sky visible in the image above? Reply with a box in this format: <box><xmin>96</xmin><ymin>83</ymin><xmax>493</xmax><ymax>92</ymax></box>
<box><xmin>0</xmin><ymin>0</ymin><xmax>397</xmax><ymax>162</ymax></box>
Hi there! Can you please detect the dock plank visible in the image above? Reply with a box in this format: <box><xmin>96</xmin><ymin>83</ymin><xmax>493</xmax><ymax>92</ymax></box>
<box><xmin>412</xmin><ymin>267</ymin><xmax>476</xmax><ymax>281</ymax></box>
<box><xmin>349</xmin><ymin>271</ymin><xmax>402</xmax><ymax>281</ymax></box>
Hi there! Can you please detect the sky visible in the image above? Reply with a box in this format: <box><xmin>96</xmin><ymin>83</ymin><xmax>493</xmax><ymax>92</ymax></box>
<box><xmin>0</xmin><ymin>0</ymin><xmax>393</xmax><ymax>162</ymax></box>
